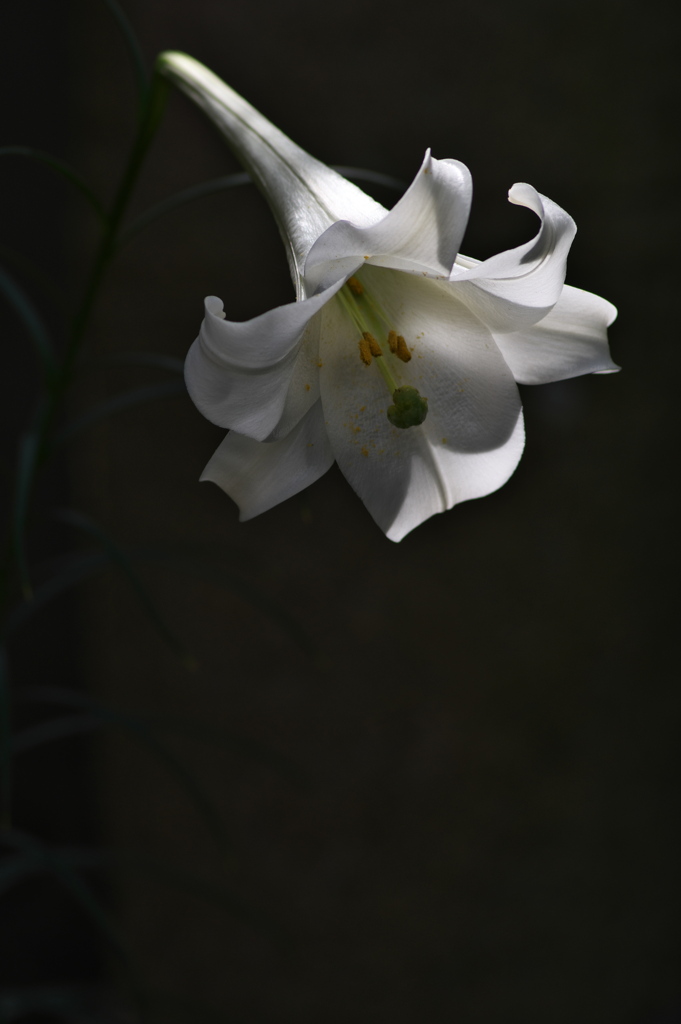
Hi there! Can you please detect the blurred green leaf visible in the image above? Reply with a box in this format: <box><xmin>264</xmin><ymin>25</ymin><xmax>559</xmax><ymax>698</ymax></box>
<box><xmin>0</xmin><ymin>244</ymin><xmax>68</xmax><ymax>315</ymax></box>
<box><xmin>118</xmin><ymin>173</ymin><xmax>250</xmax><ymax>245</ymax></box>
<box><xmin>103</xmin><ymin>351</ymin><xmax>185</xmax><ymax>373</ymax></box>
<box><xmin>12</xmin><ymin>699</ymin><xmax>305</xmax><ymax>788</ymax></box>
<box><xmin>114</xmin><ymin>852</ymin><xmax>261</xmax><ymax>925</ymax></box>
<box><xmin>57</xmin><ymin>509</ymin><xmax>194</xmax><ymax>667</ymax></box>
<box><xmin>12</xmin><ymin>432</ymin><xmax>40</xmax><ymax>599</ymax></box>
<box><xmin>55</xmin><ymin>379</ymin><xmax>186</xmax><ymax>446</ymax></box>
<box><xmin>4</xmin><ymin>537</ymin><xmax>312</xmax><ymax>662</ymax></box>
<box><xmin>0</xmin><ymin>648</ymin><xmax>11</xmax><ymax>827</ymax></box>
<box><xmin>0</xmin><ymin>264</ymin><xmax>57</xmax><ymax>378</ymax></box>
<box><xmin>0</xmin><ymin>146</ymin><xmax>106</xmax><ymax>221</ymax></box>
<box><xmin>3</xmin><ymin>550</ymin><xmax>108</xmax><ymax>636</ymax></box>
<box><xmin>14</xmin><ymin>690</ymin><xmax>234</xmax><ymax>863</ymax></box>
<box><xmin>130</xmin><ymin>543</ymin><xmax>316</xmax><ymax>657</ymax></box>
<box><xmin>66</xmin><ymin>70</ymin><xmax>169</xmax><ymax>374</ymax></box>
<box><xmin>0</xmin><ymin>850</ymin><xmax>40</xmax><ymax>895</ymax></box>
<box><xmin>0</xmin><ymin>984</ymin><xmax>111</xmax><ymax>1023</ymax></box>
<box><xmin>11</xmin><ymin>711</ymin><xmax>105</xmax><ymax>754</ymax></box>
<box><xmin>117</xmin><ymin>727</ymin><xmax>234</xmax><ymax>865</ymax></box>
<box><xmin>150</xmin><ymin>715</ymin><xmax>307</xmax><ymax>788</ymax></box>
<box><xmin>1</xmin><ymin>830</ymin><xmax>130</xmax><ymax>964</ymax></box>
<box><xmin>0</xmin><ymin>839</ymin><xmax>235</xmax><ymax>910</ymax></box>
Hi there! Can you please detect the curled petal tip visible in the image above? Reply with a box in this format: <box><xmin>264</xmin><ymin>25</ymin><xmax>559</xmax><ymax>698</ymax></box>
<box><xmin>205</xmin><ymin>295</ymin><xmax>226</xmax><ymax>319</ymax></box>
<box><xmin>507</xmin><ymin>182</ymin><xmax>543</xmax><ymax>215</ymax></box>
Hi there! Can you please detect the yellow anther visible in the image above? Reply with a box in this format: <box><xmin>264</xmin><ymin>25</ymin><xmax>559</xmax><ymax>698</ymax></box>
<box><xmin>395</xmin><ymin>335</ymin><xmax>411</xmax><ymax>362</ymax></box>
<box><xmin>387</xmin><ymin>330</ymin><xmax>398</xmax><ymax>353</ymax></box>
<box><xmin>359</xmin><ymin>335</ymin><xmax>372</xmax><ymax>365</ymax></box>
<box><xmin>347</xmin><ymin>275</ymin><xmax>364</xmax><ymax>295</ymax></box>
<box><xmin>363</xmin><ymin>332</ymin><xmax>383</xmax><ymax>358</ymax></box>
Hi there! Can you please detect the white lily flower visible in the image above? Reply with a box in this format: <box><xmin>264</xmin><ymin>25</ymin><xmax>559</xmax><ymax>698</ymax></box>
<box><xmin>159</xmin><ymin>52</ymin><xmax>618</xmax><ymax>542</ymax></box>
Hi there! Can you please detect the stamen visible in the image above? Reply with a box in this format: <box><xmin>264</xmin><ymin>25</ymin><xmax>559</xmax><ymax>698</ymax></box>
<box><xmin>358</xmin><ymin>335</ymin><xmax>373</xmax><ymax>365</ymax></box>
<box><xmin>340</xmin><ymin>279</ymin><xmax>426</xmax><ymax>427</ymax></box>
<box><xmin>395</xmin><ymin>335</ymin><xmax>411</xmax><ymax>363</ymax></box>
<box><xmin>363</xmin><ymin>332</ymin><xmax>383</xmax><ymax>358</ymax></box>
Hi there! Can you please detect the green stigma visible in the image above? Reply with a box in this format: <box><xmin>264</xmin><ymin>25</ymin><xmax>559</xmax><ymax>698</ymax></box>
<box><xmin>387</xmin><ymin>386</ymin><xmax>429</xmax><ymax>429</ymax></box>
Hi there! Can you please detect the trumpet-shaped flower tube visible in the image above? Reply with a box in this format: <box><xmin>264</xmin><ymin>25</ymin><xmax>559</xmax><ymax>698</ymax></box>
<box><xmin>158</xmin><ymin>52</ymin><xmax>618</xmax><ymax>541</ymax></box>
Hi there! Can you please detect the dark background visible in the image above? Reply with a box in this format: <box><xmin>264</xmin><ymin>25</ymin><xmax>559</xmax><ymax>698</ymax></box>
<box><xmin>1</xmin><ymin>0</ymin><xmax>679</xmax><ymax>1021</ymax></box>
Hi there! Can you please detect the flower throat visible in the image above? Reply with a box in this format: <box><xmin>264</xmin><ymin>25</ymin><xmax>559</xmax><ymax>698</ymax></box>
<box><xmin>337</xmin><ymin>274</ymin><xmax>429</xmax><ymax>429</ymax></box>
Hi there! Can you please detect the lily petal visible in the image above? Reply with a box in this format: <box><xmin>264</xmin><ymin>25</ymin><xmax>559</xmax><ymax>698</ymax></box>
<box><xmin>493</xmin><ymin>284</ymin><xmax>620</xmax><ymax>384</ymax></box>
<box><xmin>450</xmin><ymin>183</ymin><xmax>577</xmax><ymax>331</ymax></box>
<box><xmin>304</xmin><ymin>151</ymin><xmax>472</xmax><ymax>292</ymax></box>
<box><xmin>185</xmin><ymin>281</ymin><xmax>343</xmax><ymax>441</ymax></box>
<box><xmin>383</xmin><ymin>412</ymin><xmax>525</xmax><ymax>542</ymax></box>
<box><xmin>201</xmin><ymin>400</ymin><xmax>334</xmax><ymax>520</ymax></box>
<box><xmin>266</xmin><ymin>312</ymin><xmax>322</xmax><ymax>441</ymax></box>
<box><xmin>318</xmin><ymin>268</ymin><xmax>524</xmax><ymax>540</ymax></box>
<box><xmin>158</xmin><ymin>52</ymin><xmax>386</xmax><ymax>294</ymax></box>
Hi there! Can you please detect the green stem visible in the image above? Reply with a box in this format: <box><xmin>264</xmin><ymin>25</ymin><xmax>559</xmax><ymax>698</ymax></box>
<box><xmin>64</xmin><ymin>68</ymin><xmax>169</xmax><ymax>386</ymax></box>
<box><xmin>0</xmin><ymin>48</ymin><xmax>168</xmax><ymax>847</ymax></box>
<box><xmin>29</xmin><ymin>69</ymin><xmax>168</xmax><ymax>471</ymax></box>
<box><xmin>0</xmin><ymin>67</ymin><xmax>168</xmax><ymax>627</ymax></box>
<box><xmin>0</xmin><ymin>647</ymin><xmax>11</xmax><ymax>827</ymax></box>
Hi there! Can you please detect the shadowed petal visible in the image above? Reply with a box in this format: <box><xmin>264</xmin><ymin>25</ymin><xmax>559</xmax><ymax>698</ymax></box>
<box><xmin>318</xmin><ymin>268</ymin><xmax>524</xmax><ymax>540</ymax></box>
<box><xmin>265</xmin><ymin>312</ymin><xmax>322</xmax><ymax>440</ymax></box>
<box><xmin>450</xmin><ymin>183</ymin><xmax>576</xmax><ymax>331</ymax></box>
<box><xmin>385</xmin><ymin>413</ymin><xmax>525</xmax><ymax>541</ymax></box>
<box><xmin>494</xmin><ymin>284</ymin><xmax>619</xmax><ymax>384</ymax></box>
<box><xmin>158</xmin><ymin>52</ymin><xmax>386</xmax><ymax>294</ymax></box>
<box><xmin>305</xmin><ymin>152</ymin><xmax>472</xmax><ymax>293</ymax></box>
<box><xmin>185</xmin><ymin>281</ymin><xmax>342</xmax><ymax>441</ymax></box>
<box><xmin>201</xmin><ymin>400</ymin><xmax>334</xmax><ymax>520</ymax></box>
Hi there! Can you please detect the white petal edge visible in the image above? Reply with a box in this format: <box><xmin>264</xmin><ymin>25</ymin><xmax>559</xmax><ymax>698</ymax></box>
<box><xmin>450</xmin><ymin>183</ymin><xmax>577</xmax><ymax>331</ymax></box>
<box><xmin>200</xmin><ymin>400</ymin><xmax>334</xmax><ymax>520</ymax></box>
<box><xmin>493</xmin><ymin>284</ymin><xmax>619</xmax><ymax>384</ymax></box>
<box><xmin>185</xmin><ymin>280</ymin><xmax>343</xmax><ymax>442</ymax></box>
<box><xmin>304</xmin><ymin>151</ymin><xmax>472</xmax><ymax>293</ymax></box>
